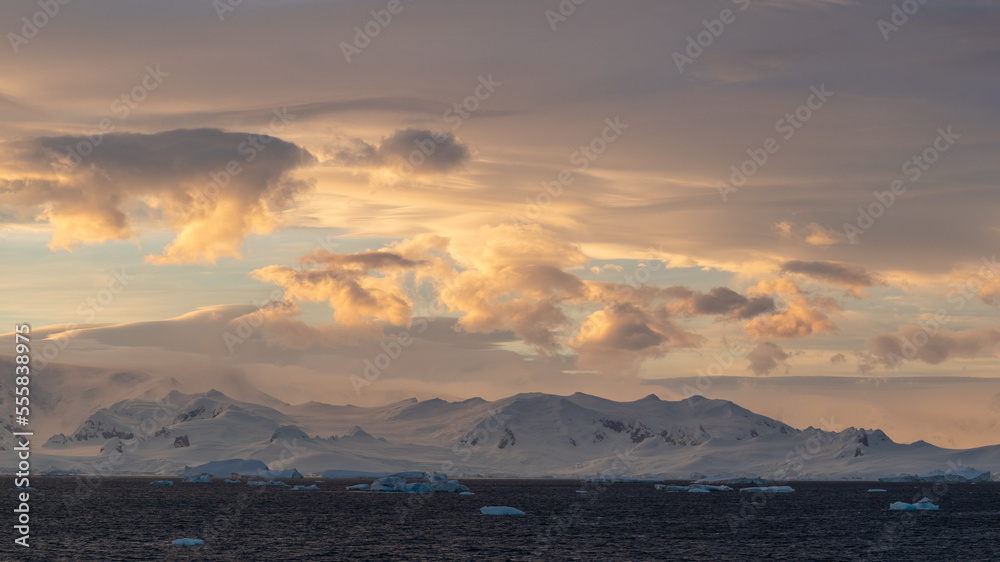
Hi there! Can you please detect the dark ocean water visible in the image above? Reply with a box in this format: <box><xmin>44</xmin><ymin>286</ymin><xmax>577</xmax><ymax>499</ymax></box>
<box><xmin>1</xmin><ymin>478</ymin><xmax>998</xmax><ymax>561</ymax></box>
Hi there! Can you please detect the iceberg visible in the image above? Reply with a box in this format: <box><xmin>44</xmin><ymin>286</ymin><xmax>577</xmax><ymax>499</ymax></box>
<box><xmin>404</xmin><ymin>482</ymin><xmax>432</xmax><ymax>493</ymax></box>
<box><xmin>740</xmin><ymin>486</ymin><xmax>795</xmax><ymax>493</ymax></box>
<box><xmin>171</xmin><ymin>538</ymin><xmax>204</xmax><ymax>546</ymax></box>
<box><xmin>889</xmin><ymin>497</ymin><xmax>939</xmax><ymax>511</ymax></box>
<box><xmin>481</xmin><ymin>506</ymin><xmax>526</xmax><ymax>516</ymax></box>
<box><xmin>696</xmin><ymin>477</ymin><xmax>766</xmax><ymax>486</ymax></box>
<box><xmin>367</xmin><ymin>473</ymin><xmax>470</xmax><ymax>493</ymax></box>
<box><xmin>428</xmin><ymin>479</ymin><xmax>469</xmax><ymax>493</ymax></box>
<box><xmin>654</xmin><ymin>484</ymin><xmax>732</xmax><ymax>493</ymax></box>
<box><xmin>150</xmin><ymin>481</ymin><xmax>174</xmax><ymax>487</ymax></box>
<box><xmin>247</xmin><ymin>480</ymin><xmax>290</xmax><ymax>487</ymax></box>
<box><xmin>575</xmin><ymin>490</ymin><xmax>588</xmax><ymax>493</ymax></box>
<box><xmin>224</xmin><ymin>479</ymin><xmax>242</xmax><ymax>484</ymax></box>
<box><xmin>293</xmin><ymin>484</ymin><xmax>320</xmax><ymax>491</ymax></box>
<box><xmin>655</xmin><ymin>485</ymin><xmax>691</xmax><ymax>492</ymax></box>
<box><xmin>691</xmin><ymin>484</ymin><xmax>733</xmax><ymax>492</ymax></box>
<box><xmin>688</xmin><ymin>487</ymin><xmax>711</xmax><ymax>493</ymax></box>
<box><xmin>391</xmin><ymin>471</ymin><xmax>430</xmax><ymax>479</ymax></box>
<box><xmin>182</xmin><ymin>474</ymin><xmax>211</xmax><ymax>483</ymax></box>
<box><xmin>371</xmin><ymin>476</ymin><xmax>407</xmax><ymax>492</ymax></box>
<box><xmin>346</xmin><ymin>484</ymin><xmax>370</xmax><ymax>491</ymax></box>
<box><xmin>459</xmin><ymin>491</ymin><xmax>475</xmax><ymax>495</ymax></box>
<box><xmin>868</xmin><ymin>489</ymin><xmax>887</xmax><ymax>493</ymax></box>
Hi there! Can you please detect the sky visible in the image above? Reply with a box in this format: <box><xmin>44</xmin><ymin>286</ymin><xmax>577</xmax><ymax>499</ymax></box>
<box><xmin>1</xmin><ymin>0</ymin><xmax>999</xmax><ymax>447</ymax></box>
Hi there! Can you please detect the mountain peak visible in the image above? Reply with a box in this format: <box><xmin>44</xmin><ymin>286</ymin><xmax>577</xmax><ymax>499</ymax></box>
<box><xmin>343</xmin><ymin>426</ymin><xmax>375</xmax><ymax>439</ymax></box>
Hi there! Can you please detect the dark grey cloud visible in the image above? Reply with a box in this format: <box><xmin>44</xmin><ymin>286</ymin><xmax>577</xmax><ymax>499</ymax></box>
<box><xmin>747</xmin><ymin>341</ymin><xmax>790</xmax><ymax>376</ymax></box>
<box><xmin>866</xmin><ymin>326</ymin><xmax>1000</xmax><ymax>367</ymax></box>
<box><xmin>780</xmin><ymin>260</ymin><xmax>884</xmax><ymax>288</ymax></box>
<box><xmin>664</xmin><ymin>286</ymin><xmax>776</xmax><ymax>319</ymax></box>
<box><xmin>330</xmin><ymin>128</ymin><xmax>472</xmax><ymax>176</ymax></box>
<box><xmin>0</xmin><ymin>128</ymin><xmax>315</xmax><ymax>262</ymax></box>
<box><xmin>301</xmin><ymin>250</ymin><xmax>424</xmax><ymax>270</ymax></box>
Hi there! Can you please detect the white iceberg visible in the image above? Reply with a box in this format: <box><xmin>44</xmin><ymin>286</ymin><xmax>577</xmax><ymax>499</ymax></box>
<box><xmin>575</xmin><ymin>490</ymin><xmax>588</xmax><ymax>493</ymax></box>
<box><xmin>481</xmin><ymin>506</ymin><xmax>526</xmax><ymax>516</ymax></box>
<box><xmin>405</xmin><ymin>482</ymin><xmax>432</xmax><ymax>493</ymax></box>
<box><xmin>182</xmin><ymin>474</ymin><xmax>211</xmax><ymax>483</ymax></box>
<box><xmin>868</xmin><ymin>489</ymin><xmax>887</xmax><ymax>493</ymax></box>
<box><xmin>371</xmin><ymin>476</ymin><xmax>407</xmax><ymax>492</ymax></box>
<box><xmin>346</xmin><ymin>484</ymin><xmax>370</xmax><ymax>491</ymax></box>
<box><xmin>292</xmin><ymin>484</ymin><xmax>320</xmax><ymax>491</ymax></box>
<box><xmin>429</xmin><ymin>479</ymin><xmax>469</xmax><ymax>493</ymax></box>
<box><xmin>391</xmin><ymin>471</ymin><xmax>430</xmax><ymax>479</ymax></box>
<box><xmin>459</xmin><ymin>491</ymin><xmax>475</xmax><ymax>495</ymax></box>
<box><xmin>150</xmin><ymin>481</ymin><xmax>174</xmax><ymax>487</ymax></box>
<box><xmin>655</xmin><ymin>485</ymin><xmax>690</xmax><ymax>492</ymax></box>
<box><xmin>247</xmin><ymin>480</ymin><xmax>290</xmax><ymax>487</ymax></box>
<box><xmin>655</xmin><ymin>484</ymin><xmax>732</xmax><ymax>493</ymax></box>
<box><xmin>889</xmin><ymin>497</ymin><xmax>939</xmax><ymax>511</ymax></box>
<box><xmin>224</xmin><ymin>479</ymin><xmax>242</xmax><ymax>484</ymax></box>
<box><xmin>688</xmin><ymin>487</ymin><xmax>711</xmax><ymax>493</ymax></box>
<box><xmin>696</xmin><ymin>477</ymin><xmax>766</xmax><ymax>486</ymax></box>
<box><xmin>740</xmin><ymin>486</ymin><xmax>795</xmax><ymax>493</ymax></box>
<box><xmin>691</xmin><ymin>484</ymin><xmax>733</xmax><ymax>492</ymax></box>
<box><xmin>367</xmin><ymin>473</ymin><xmax>470</xmax><ymax>493</ymax></box>
<box><xmin>171</xmin><ymin>538</ymin><xmax>204</xmax><ymax>546</ymax></box>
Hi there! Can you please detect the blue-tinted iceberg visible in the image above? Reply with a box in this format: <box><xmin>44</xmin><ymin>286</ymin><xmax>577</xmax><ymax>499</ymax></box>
<box><xmin>889</xmin><ymin>497</ymin><xmax>938</xmax><ymax>511</ymax></box>
<box><xmin>182</xmin><ymin>474</ymin><xmax>211</xmax><ymax>483</ymax></box>
<box><xmin>481</xmin><ymin>506</ymin><xmax>526</xmax><ymax>516</ymax></box>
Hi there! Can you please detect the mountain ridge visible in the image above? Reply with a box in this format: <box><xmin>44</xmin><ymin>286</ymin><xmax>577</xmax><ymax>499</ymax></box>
<box><xmin>11</xmin><ymin>389</ymin><xmax>999</xmax><ymax>480</ymax></box>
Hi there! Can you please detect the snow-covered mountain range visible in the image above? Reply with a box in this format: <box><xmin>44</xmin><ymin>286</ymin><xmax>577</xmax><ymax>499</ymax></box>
<box><xmin>10</xmin><ymin>383</ymin><xmax>1000</xmax><ymax>480</ymax></box>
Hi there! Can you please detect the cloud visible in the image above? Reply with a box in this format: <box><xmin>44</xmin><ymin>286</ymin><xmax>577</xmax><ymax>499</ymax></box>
<box><xmin>747</xmin><ymin>341</ymin><xmax>790</xmax><ymax>375</ymax></box>
<box><xmin>663</xmin><ymin>286</ymin><xmax>776</xmax><ymax>319</ymax></box>
<box><xmin>743</xmin><ymin>279</ymin><xmax>840</xmax><ymax>339</ymax></box>
<box><xmin>251</xmin><ymin>248</ymin><xmax>422</xmax><ymax>328</ymax></box>
<box><xmin>438</xmin><ymin>224</ymin><xmax>588</xmax><ymax>353</ymax></box>
<box><xmin>301</xmin><ymin>250</ymin><xmax>424</xmax><ymax>270</ymax></box>
<box><xmin>949</xmin><ymin>257</ymin><xmax>1000</xmax><ymax>306</ymax></box>
<box><xmin>329</xmin><ymin>128</ymin><xmax>471</xmax><ymax>177</ymax></box>
<box><xmin>251</xmin><ymin>224</ymin><xmax>773</xmax><ymax>371</ymax></box>
<box><xmin>569</xmin><ymin>303</ymin><xmax>703</xmax><ymax>376</ymax></box>
<box><xmin>0</xmin><ymin>129</ymin><xmax>315</xmax><ymax>264</ymax></box>
<box><xmin>830</xmin><ymin>352</ymin><xmax>846</xmax><ymax>364</ymax></box>
<box><xmin>780</xmin><ymin>260</ymin><xmax>884</xmax><ymax>288</ymax></box>
<box><xmin>803</xmin><ymin>223</ymin><xmax>846</xmax><ymax>246</ymax></box>
<box><xmin>866</xmin><ymin>326</ymin><xmax>1000</xmax><ymax>367</ymax></box>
